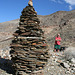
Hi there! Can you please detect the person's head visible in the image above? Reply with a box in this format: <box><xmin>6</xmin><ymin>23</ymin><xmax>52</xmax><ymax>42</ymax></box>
<box><xmin>57</xmin><ymin>33</ymin><xmax>60</xmax><ymax>37</ymax></box>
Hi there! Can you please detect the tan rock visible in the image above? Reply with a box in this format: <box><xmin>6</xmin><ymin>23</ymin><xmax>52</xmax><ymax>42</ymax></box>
<box><xmin>56</xmin><ymin>60</ymin><xmax>62</xmax><ymax>63</ymax></box>
<box><xmin>28</xmin><ymin>0</ymin><xmax>33</xmax><ymax>6</ymax></box>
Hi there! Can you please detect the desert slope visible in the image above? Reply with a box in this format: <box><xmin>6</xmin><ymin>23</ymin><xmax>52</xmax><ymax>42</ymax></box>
<box><xmin>0</xmin><ymin>10</ymin><xmax>75</xmax><ymax>49</ymax></box>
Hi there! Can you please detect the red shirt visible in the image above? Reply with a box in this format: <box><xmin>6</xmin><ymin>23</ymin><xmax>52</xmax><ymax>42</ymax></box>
<box><xmin>55</xmin><ymin>37</ymin><xmax>61</xmax><ymax>45</ymax></box>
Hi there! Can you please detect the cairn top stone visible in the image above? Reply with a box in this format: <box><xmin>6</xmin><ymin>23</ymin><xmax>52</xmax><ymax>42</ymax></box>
<box><xmin>28</xmin><ymin>0</ymin><xmax>33</xmax><ymax>6</ymax></box>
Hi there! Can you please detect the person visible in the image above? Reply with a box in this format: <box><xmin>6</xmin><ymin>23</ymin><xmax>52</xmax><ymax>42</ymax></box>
<box><xmin>54</xmin><ymin>33</ymin><xmax>61</xmax><ymax>52</ymax></box>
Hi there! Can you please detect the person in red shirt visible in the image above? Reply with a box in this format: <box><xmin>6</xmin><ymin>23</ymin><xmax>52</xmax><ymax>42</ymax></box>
<box><xmin>54</xmin><ymin>33</ymin><xmax>61</xmax><ymax>52</ymax></box>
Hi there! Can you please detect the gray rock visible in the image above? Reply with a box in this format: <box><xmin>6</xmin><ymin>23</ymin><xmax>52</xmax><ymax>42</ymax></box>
<box><xmin>71</xmin><ymin>64</ymin><xmax>75</xmax><ymax>67</ymax></box>
<box><xmin>64</xmin><ymin>47</ymin><xmax>75</xmax><ymax>61</ymax></box>
<box><xmin>73</xmin><ymin>68</ymin><xmax>75</xmax><ymax>71</ymax></box>
<box><xmin>66</xmin><ymin>61</ymin><xmax>69</xmax><ymax>64</ymax></box>
<box><xmin>60</xmin><ymin>62</ymin><xmax>70</xmax><ymax>68</ymax></box>
<box><xmin>70</xmin><ymin>70</ymin><xmax>74</xmax><ymax>73</ymax></box>
<box><xmin>65</xmin><ymin>71</ymin><xmax>70</xmax><ymax>74</ymax></box>
<box><xmin>71</xmin><ymin>58</ymin><xmax>75</xmax><ymax>64</ymax></box>
<box><xmin>54</xmin><ymin>58</ymin><xmax>58</xmax><ymax>62</ymax></box>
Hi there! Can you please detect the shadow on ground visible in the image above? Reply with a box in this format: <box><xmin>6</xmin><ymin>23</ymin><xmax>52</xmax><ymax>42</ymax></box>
<box><xmin>0</xmin><ymin>57</ymin><xmax>14</xmax><ymax>74</ymax></box>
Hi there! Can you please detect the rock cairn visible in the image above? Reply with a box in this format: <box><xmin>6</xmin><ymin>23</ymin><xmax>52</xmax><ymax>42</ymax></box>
<box><xmin>10</xmin><ymin>1</ymin><xmax>49</xmax><ymax>75</ymax></box>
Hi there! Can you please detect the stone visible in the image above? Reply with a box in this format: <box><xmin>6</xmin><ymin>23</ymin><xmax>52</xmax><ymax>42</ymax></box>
<box><xmin>52</xmin><ymin>56</ymin><xmax>56</xmax><ymax>58</ymax></box>
<box><xmin>72</xmin><ymin>68</ymin><xmax>75</xmax><ymax>71</ymax></box>
<box><xmin>70</xmin><ymin>64</ymin><xmax>75</xmax><ymax>67</ymax></box>
<box><xmin>71</xmin><ymin>58</ymin><xmax>75</xmax><ymax>64</ymax></box>
<box><xmin>54</xmin><ymin>58</ymin><xmax>58</xmax><ymax>62</ymax></box>
<box><xmin>56</xmin><ymin>60</ymin><xmax>62</xmax><ymax>63</ymax></box>
<box><xmin>70</xmin><ymin>70</ymin><xmax>74</xmax><ymax>73</ymax></box>
<box><xmin>60</xmin><ymin>62</ymin><xmax>70</xmax><ymax>68</ymax></box>
<box><xmin>65</xmin><ymin>71</ymin><xmax>70</xmax><ymax>74</ymax></box>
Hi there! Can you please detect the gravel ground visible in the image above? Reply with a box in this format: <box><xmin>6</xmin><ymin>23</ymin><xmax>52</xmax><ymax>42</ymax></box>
<box><xmin>43</xmin><ymin>50</ymin><xmax>75</xmax><ymax>75</ymax></box>
<box><xmin>0</xmin><ymin>48</ymin><xmax>75</xmax><ymax>75</ymax></box>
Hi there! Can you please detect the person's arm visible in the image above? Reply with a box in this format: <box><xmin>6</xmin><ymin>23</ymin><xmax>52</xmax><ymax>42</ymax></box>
<box><xmin>58</xmin><ymin>37</ymin><xmax>61</xmax><ymax>41</ymax></box>
<box><xmin>56</xmin><ymin>37</ymin><xmax>61</xmax><ymax>41</ymax></box>
<box><xmin>55</xmin><ymin>37</ymin><xmax>57</xmax><ymax>41</ymax></box>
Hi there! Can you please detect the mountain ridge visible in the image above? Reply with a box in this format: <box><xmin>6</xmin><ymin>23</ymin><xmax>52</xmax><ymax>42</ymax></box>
<box><xmin>0</xmin><ymin>10</ymin><xmax>75</xmax><ymax>49</ymax></box>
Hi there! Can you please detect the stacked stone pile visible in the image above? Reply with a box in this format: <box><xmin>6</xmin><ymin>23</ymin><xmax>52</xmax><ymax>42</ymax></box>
<box><xmin>10</xmin><ymin>1</ymin><xmax>49</xmax><ymax>75</ymax></box>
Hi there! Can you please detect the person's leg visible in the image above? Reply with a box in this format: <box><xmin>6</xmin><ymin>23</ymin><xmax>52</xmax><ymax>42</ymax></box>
<box><xmin>54</xmin><ymin>48</ymin><xmax>56</xmax><ymax>52</ymax></box>
<box><xmin>54</xmin><ymin>45</ymin><xmax>57</xmax><ymax>52</ymax></box>
<box><xmin>57</xmin><ymin>45</ymin><xmax>60</xmax><ymax>52</ymax></box>
<box><xmin>57</xmin><ymin>49</ymin><xmax>59</xmax><ymax>52</ymax></box>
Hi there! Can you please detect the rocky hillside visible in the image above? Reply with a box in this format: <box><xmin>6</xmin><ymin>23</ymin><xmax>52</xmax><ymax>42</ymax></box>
<box><xmin>0</xmin><ymin>10</ymin><xmax>75</xmax><ymax>49</ymax></box>
<box><xmin>0</xmin><ymin>9</ymin><xmax>75</xmax><ymax>75</ymax></box>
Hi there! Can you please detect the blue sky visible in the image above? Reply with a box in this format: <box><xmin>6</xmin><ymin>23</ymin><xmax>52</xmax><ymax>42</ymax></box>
<box><xmin>0</xmin><ymin>0</ymin><xmax>75</xmax><ymax>23</ymax></box>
